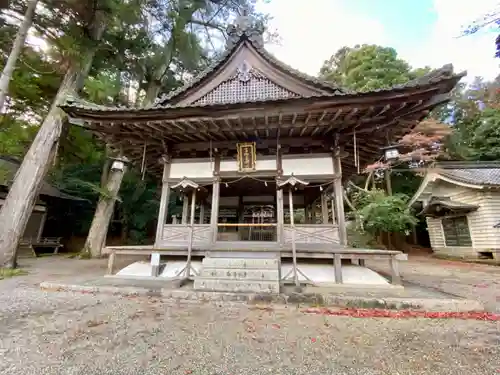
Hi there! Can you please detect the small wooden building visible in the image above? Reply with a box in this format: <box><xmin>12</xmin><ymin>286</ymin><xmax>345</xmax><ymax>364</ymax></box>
<box><xmin>409</xmin><ymin>162</ymin><xmax>500</xmax><ymax>260</ymax></box>
<box><xmin>61</xmin><ymin>13</ymin><xmax>463</xmax><ymax>271</ymax></box>
<box><xmin>0</xmin><ymin>155</ymin><xmax>82</xmax><ymax>247</ymax></box>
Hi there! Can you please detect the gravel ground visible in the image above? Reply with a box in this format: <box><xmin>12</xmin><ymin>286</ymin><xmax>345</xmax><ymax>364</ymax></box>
<box><xmin>0</xmin><ymin>257</ymin><xmax>499</xmax><ymax>374</ymax></box>
<box><xmin>366</xmin><ymin>255</ymin><xmax>500</xmax><ymax>312</ymax></box>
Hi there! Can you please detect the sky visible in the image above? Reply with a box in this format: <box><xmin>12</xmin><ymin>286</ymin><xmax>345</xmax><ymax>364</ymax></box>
<box><xmin>256</xmin><ymin>0</ymin><xmax>499</xmax><ymax>83</ymax></box>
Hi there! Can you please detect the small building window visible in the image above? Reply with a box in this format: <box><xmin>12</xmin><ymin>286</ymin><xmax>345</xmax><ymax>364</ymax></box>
<box><xmin>442</xmin><ymin>216</ymin><xmax>472</xmax><ymax>247</ymax></box>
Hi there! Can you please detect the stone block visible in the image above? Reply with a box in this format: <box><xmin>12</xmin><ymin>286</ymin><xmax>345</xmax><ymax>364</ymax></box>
<box><xmin>194</xmin><ymin>256</ymin><xmax>281</xmax><ymax>294</ymax></box>
<box><xmin>198</xmin><ymin>268</ymin><xmax>279</xmax><ymax>281</ymax></box>
<box><xmin>201</xmin><ymin>257</ymin><xmax>279</xmax><ymax>270</ymax></box>
<box><xmin>194</xmin><ymin>278</ymin><xmax>279</xmax><ymax>293</ymax></box>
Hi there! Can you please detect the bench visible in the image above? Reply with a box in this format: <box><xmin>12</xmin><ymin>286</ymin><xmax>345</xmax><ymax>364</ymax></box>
<box><xmin>18</xmin><ymin>237</ymin><xmax>63</xmax><ymax>257</ymax></box>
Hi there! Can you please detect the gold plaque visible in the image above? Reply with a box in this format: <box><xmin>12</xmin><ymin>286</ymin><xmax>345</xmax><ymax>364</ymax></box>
<box><xmin>237</xmin><ymin>142</ymin><xmax>256</xmax><ymax>172</ymax></box>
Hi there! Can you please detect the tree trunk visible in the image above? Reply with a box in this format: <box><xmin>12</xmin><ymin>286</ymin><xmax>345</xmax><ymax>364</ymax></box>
<box><xmin>83</xmin><ymin>78</ymin><xmax>162</xmax><ymax>257</ymax></box>
<box><xmin>0</xmin><ymin>0</ymin><xmax>39</xmax><ymax>113</ymax></box>
<box><xmin>384</xmin><ymin>169</ymin><xmax>392</xmax><ymax>195</ymax></box>
<box><xmin>79</xmin><ymin>4</ymin><xmax>205</xmax><ymax>258</ymax></box>
<box><xmin>0</xmin><ymin>68</ymin><xmax>80</xmax><ymax>267</ymax></box>
<box><xmin>83</xmin><ymin>162</ymin><xmax>127</xmax><ymax>258</ymax></box>
<box><xmin>0</xmin><ymin>14</ymin><xmax>107</xmax><ymax>268</ymax></box>
<box><xmin>144</xmin><ymin>82</ymin><xmax>161</xmax><ymax>105</ymax></box>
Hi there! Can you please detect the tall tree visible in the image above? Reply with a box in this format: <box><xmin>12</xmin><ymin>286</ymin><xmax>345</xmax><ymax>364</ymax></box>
<box><xmin>81</xmin><ymin>1</ymin><xmax>264</xmax><ymax>258</ymax></box>
<box><xmin>319</xmin><ymin>44</ymin><xmax>428</xmax><ymax>92</ymax></box>
<box><xmin>0</xmin><ymin>0</ymin><xmax>117</xmax><ymax>268</ymax></box>
<box><xmin>0</xmin><ymin>0</ymin><xmax>39</xmax><ymax>113</ymax></box>
<box><xmin>445</xmin><ymin>75</ymin><xmax>500</xmax><ymax>160</ymax></box>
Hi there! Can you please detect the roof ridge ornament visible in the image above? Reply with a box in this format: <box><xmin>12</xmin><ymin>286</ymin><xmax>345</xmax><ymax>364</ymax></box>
<box><xmin>226</xmin><ymin>7</ymin><xmax>265</xmax><ymax>49</ymax></box>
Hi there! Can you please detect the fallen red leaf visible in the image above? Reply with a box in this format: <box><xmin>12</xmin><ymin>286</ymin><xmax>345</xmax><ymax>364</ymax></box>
<box><xmin>302</xmin><ymin>308</ymin><xmax>500</xmax><ymax>321</ymax></box>
<box><xmin>311</xmin><ymin>338</ymin><xmax>317</xmax><ymax>343</ymax></box>
<box><xmin>473</xmin><ymin>284</ymin><xmax>489</xmax><ymax>288</ymax></box>
<box><xmin>271</xmin><ymin>323</ymin><xmax>280</xmax><ymax>329</ymax></box>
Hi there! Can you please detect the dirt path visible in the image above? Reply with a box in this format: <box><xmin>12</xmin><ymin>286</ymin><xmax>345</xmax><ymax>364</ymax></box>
<box><xmin>0</xmin><ymin>256</ymin><xmax>498</xmax><ymax>374</ymax></box>
<box><xmin>367</xmin><ymin>255</ymin><xmax>500</xmax><ymax>312</ymax></box>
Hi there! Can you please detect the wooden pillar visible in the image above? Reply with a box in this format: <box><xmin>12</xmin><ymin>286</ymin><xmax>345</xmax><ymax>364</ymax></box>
<box><xmin>107</xmin><ymin>250</ymin><xmax>116</xmax><ymax>275</ymax></box>
<box><xmin>321</xmin><ymin>193</ymin><xmax>329</xmax><ymax>224</ymax></box>
<box><xmin>333</xmin><ymin>149</ymin><xmax>347</xmax><ymax>246</ymax></box>
<box><xmin>210</xmin><ymin>153</ymin><xmax>221</xmax><ymax>243</ymax></box>
<box><xmin>288</xmin><ymin>188</ymin><xmax>299</xmax><ymax>287</ymax></box>
<box><xmin>154</xmin><ymin>157</ymin><xmax>171</xmax><ymax>247</ymax></box>
<box><xmin>181</xmin><ymin>195</ymin><xmax>189</xmax><ymax>224</ymax></box>
<box><xmin>276</xmin><ymin>145</ymin><xmax>284</xmax><ymax>244</ymax></box>
<box><xmin>186</xmin><ymin>189</ymin><xmax>196</xmax><ymax>278</ymax></box>
<box><xmin>276</xmin><ymin>187</ymin><xmax>284</xmax><ymax>244</ymax></box>
<box><xmin>331</xmin><ymin>197</ymin><xmax>337</xmax><ymax>225</ymax></box>
<box><xmin>334</xmin><ymin>253</ymin><xmax>343</xmax><ymax>283</ymax></box>
<box><xmin>37</xmin><ymin>211</ymin><xmax>47</xmax><ymax>242</ymax></box>
<box><xmin>390</xmin><ymin>256</ymin><xmax>401</xmax><ymax>285</ymax></box>
<box><xmin>199</xmin><ymin>203</ymin><xmax>204</xmax><ymax>224</ymax></box>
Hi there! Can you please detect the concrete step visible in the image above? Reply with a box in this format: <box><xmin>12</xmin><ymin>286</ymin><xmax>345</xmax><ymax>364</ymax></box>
<box><xmin>194</xmin><ymin>278</ymin><xmax>280</xmax><ymax>293</ymax></box>
<box><xmin>199</xmin><ymin>268</ymin><xmax>279</xmax><ymax>281</ymax></box>
<box><xmin>200</xmin><ymin>257</ymin><xmax>279</xmax><ymax>270</ymax></box>
<box><xmin>194</xmin><ymin>256</ymin><xmax>281</xmax><ymax>293</ymax></box>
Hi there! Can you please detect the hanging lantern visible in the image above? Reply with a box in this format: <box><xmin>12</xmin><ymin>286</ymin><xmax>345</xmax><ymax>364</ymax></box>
<box><xmin>381</xmin><ymin>145</ymin><xmax>400</xmax><ymax>161</ymax></box>
<box><xmin>111</xmin><ymin>160</ymin><xmax>125</xmax><ymax>171</ymax></box>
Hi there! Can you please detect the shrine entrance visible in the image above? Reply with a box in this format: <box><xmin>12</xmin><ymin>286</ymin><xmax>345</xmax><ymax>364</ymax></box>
<box><xmin>239</xmin><ymin>205</ymin><xmax>277</xmax><ymax>241</ymax></box>
<box><xmin>215</xmin><ymin>175</ymin><xmax>279</xmax><ymax>242</ymax></box>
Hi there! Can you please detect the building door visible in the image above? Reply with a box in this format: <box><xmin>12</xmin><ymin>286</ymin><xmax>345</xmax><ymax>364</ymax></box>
<box><xmin>241</xmin><ymin>205</ymin><xmax>276</xmax><ymax>241</ymax></box>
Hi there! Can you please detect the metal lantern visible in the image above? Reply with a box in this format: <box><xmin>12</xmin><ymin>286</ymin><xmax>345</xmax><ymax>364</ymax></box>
<box><xmin>111</xmin><ymin>160</ymin><xmax>125</xmax><ymax>171</ymax></box>
<box><xmin>382</xmin><ymin>145</ymin><xmax>400</xmax><ymax>161</ymax></box>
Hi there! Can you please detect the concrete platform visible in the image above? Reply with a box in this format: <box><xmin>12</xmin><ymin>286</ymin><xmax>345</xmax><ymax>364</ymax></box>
<box><xmin>39</xmin><ymin>277</ymin><xmax>484</xmax><ymax>313</ymax></box>
<box><xmin>116</xmin><ymin>261</ymin><xmax>390</xmax><ymax>286</ymax></box>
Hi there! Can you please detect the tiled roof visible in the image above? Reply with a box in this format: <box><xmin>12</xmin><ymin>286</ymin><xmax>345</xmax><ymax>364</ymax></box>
<box><xmin>419</xmin><ymin>196</ymin><xmax>478</xmax><ymax>216</ymax></box>
<box><xmin>60</xmin><ymin>15</ymin><xmax>465</xmax><ymax>114</ymax></box>
<box><xmin>436</xmin><ymin>162</ymin><xmax>500</xmax><ymax>187</ymax></box>
<box><xmin>61</xmin><ymin>64</ymin><xmax>464</xmax><ymax>114</ymax></box>
<box><xmin>152</xmin><ymin>12</ymin><xmax>463</xmax><ymax>107</ymax></box>
<box><xmin>152</xmin><ymin>38</ymin><xmax>344</xmax><ymax>107</ymax></box>
<box><xmin>0</xmin><ymin>156</ymin><xmax>84</xmax><ymax>200</ymax></box>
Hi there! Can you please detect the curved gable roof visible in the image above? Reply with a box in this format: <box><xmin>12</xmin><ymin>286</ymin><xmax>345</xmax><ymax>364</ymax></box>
<box><xmin>154</xmin><ymin>15</ymin><xmax>344</xmax><ymax>107</ymax></box>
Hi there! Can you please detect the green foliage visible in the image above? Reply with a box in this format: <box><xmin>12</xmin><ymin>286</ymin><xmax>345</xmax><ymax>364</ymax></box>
<box><xmin>0</xmin><ymin>120</ymin><xmax>38</xmax><ymax>157</ymax></box>
<box><xmin>443</xmin><ymin>75</ymin><xmax>500</xmax><ymax>161</ymax></box>
<box><xmin>468</xmin><ymin>108</ymin><xmax>500</xmax><ymax>160</ymax></box>
<box><xmin>118</xmin><ymin>172</ymin><xmax>159</xmax><ymax>244</ymax></box>
<box><xmin>0</xmin><ymin>267</ymin><xmax>27</xmax><ymax>279</ymax></box>
<box><xmin>319</xmin><ymin>44</ymin><xmax>425</xmax><ymax>92</ymax></box>
<box><xmin>352</xmin><ymin>189</ymin><xmax>417</xmax><ymax>235</ymax></box>
<box><xmin>346</xmin><ymin>223</ymin><xmax>379</xmax><ymax>249</ymax></box>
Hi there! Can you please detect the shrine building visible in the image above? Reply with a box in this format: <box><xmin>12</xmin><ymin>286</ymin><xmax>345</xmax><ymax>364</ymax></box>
<box><xmin>61</xmin><ymin>13</ymin><xmax>464</xmax><ymax>291</ymax></box>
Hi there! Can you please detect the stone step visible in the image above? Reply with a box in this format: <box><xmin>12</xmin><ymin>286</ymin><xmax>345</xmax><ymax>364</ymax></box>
<box><xmin>199</xmin><ymin>268</ymin><xmax>279</xmax><ymax>281</ymax></box>
<box><xmin>194</xmin><ymin>278</ymin><xmax>280</xmax><ymax>293</ymax></box>
<box><xmin>200</xmin><ymin>257</ymin><xmax>279</xmax><ymax>270</ymax></box>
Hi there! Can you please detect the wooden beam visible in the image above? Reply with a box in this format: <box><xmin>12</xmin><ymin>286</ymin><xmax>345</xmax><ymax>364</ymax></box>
<box><xmin>210</xmin><ymin>153</ymin><xmax>221</xmax><ymax>243</ymax></box>
<box><xmin>154</xmin><ymin>155</ymin><xmax>171</xmax><ymax>247</ymax></box>
<box><xmin>332</xmin><ymin>148</ymin><xmax>347</xmax><ymax>246</ymax></box>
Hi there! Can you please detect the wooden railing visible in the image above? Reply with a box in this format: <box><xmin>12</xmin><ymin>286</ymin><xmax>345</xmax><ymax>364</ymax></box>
<box><xmin>162</xmin><ymin>224</ymin><xmax>211</xmax><ymax>245</ymax></box>
<box><xmin>283</xmin><ymin>224</ymin><xmax>340</xmax><ymax>244</ymax></box>
<box><xmin>217</xmin><ymin>223</ymin><xmax>277</xmax><ymax>242</ymax></box>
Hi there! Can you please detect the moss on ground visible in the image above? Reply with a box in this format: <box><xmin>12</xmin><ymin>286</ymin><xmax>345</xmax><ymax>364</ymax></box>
<box><xmin>0</xmin><ymin>268</ymin><xmax>28</xmax><ymax>280</ymax></box>
<box><xmin>432</xmin><ymin>254</ymin><xmax>500</xmax><ymax>266</ymax></box>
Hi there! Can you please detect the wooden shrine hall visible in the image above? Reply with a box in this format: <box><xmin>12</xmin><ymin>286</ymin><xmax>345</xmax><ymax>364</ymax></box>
<box><xmin>61</xmin><ymin>12</ymin><xmax>463</xmax><ymax>287</ymax></box>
